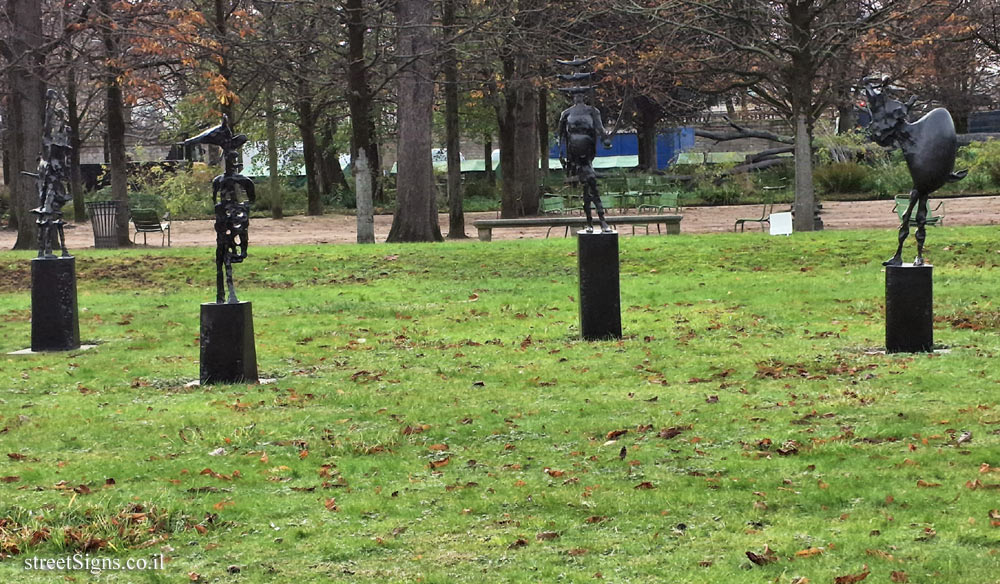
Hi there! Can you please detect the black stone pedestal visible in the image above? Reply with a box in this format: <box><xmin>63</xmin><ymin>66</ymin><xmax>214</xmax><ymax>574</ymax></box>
<box><xmin>31</xmin><ymin>256</ymin><xmax>80</xmax><ymax>352</ymax></box>
<box><xmin>886</xmin><ymin>264</ymin><xmax>933</xmax><ymax>353</ymax></box>
<box><xmin>200</xmin><ymin>301</ymin><xmax>258</xmax><ymax>384</ymax></box>
<box><xmin>578</xmin><ymin>230</ymin><xmax>622</xmax><ymax>340</ymax></box>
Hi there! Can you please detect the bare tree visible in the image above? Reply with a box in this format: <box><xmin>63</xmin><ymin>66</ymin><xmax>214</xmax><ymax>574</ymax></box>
<box><xmin>632</xmin><ymin>0</ymin><xmax>951</xmax><ymax>231</ymax></box>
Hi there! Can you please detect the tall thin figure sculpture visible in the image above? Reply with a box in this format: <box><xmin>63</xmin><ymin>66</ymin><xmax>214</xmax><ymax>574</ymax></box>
<box><xmin>184</xmin><ymin>115</ymin><xmax>256</xmax><ymax>303</ymax></box>
<box><xmin>862</xmin><ymin>82</ymin><xmax>967</xmax><ymax>266</ymax></box>
<box><xmin>26</xmin><ymin>90</ymin><xmax>73</xmax><ymax>258</ymax></box>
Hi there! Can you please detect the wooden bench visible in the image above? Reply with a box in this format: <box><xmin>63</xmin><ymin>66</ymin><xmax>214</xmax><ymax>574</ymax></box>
<box><xmin>130</xmin><ymin>208</ymin><xmax>171</xmax><ymax>246</ymax></box>
<box><xmin>473</xmin><ymin>215</ymin><xmax>682</xmax><ymax>242</ymax></box>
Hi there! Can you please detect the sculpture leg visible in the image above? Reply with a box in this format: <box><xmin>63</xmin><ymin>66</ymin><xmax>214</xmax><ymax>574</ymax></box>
<box><xmin>56</xmin><ymin>224</ymin><xmax>69</xmax><ymax>257</ymax></box>
<box><xmin>590</xmin><ymin>180</ymin><xmax>610</xmax><ymax>232</ymax></box>
<box><xmin>216</xmin><ymin>246</ymin><xmax>225</xmax><ymax>304</ymax></box>
<box><xmin>225</xmin><ymin>257</ymin><xmax>238</xmax><ymax>304</ymax></box>
<box><xmin>36</xmin><ymin>222</ymin><xmax>47</xmax><ymax>258</ymax></box>
<box><xmin>884</xmin><ymin>189</ymin><xmax>917</xmax><ymax>266</ymax></box>
<box><xmin>580</xmin><ymin>171</ymin><xmax>594</xmax><ymax>232</ymax></box>
<box><xmin>913</xmin><ymin>197</ymin><xmax>928</xmax><ymax>266</ymax></box>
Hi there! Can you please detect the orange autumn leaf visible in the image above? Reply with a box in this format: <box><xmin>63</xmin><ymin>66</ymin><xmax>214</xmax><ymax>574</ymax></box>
<box><xmin>795</xmin><ymin>547</ymin><xmax>824</xmax><ymax>558</ymax></box>
<box><xmin>430</xmin><ymin>457</ymin><xmax>451</xmax><ymax>469</ymax></box>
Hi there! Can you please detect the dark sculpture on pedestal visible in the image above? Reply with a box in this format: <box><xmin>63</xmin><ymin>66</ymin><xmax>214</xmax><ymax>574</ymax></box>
<box><xmin>27</xmin><ymin>89</ymin><xmax>73</xmax><ymax>258</ymax></box>
<box><xmin>184</xmin><ymin>115</ymin><xmax>258</xmax><ymax>384</ymax></box>
<box><xmin>862</xmin><ymin>81</ymin><xmax>967</xmax><ymax>266</ymax></box>
<box><xmin>184</xmin><ymin>115</ymin><xmax>256</xmax><ymax>303</ymax></box>
<box><xmin>23</xmin><ymin>90</ymin><xmax>80</xmax><ymax>352</ymax></box>
<box><xmin>557</xmin><ymin>57</ymin><xmax>613</xmax><ymax>233</ymax></box>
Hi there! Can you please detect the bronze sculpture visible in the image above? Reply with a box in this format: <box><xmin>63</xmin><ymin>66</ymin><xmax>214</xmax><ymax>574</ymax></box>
<box><xmin>26</xmin><ymin>90</ymin><xmax>73</xmax><ymax>258</ymax></box>
<box><xmin>557</xmin><ymin>58</ymin><xmax>613</xmax><ymax>232</ymax></box>
<box><xmin>184</xmin><ymin>115</ymin><xmax>256</xmax><ymax>303</ymax></box>
<box><xmin>862</xmin><ymin>81</ymin><xmax>967</xmax><ymax>266</ymax></box>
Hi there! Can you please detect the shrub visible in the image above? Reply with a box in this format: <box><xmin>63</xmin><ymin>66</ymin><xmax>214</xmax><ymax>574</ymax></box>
<box><xmin>814</xmin><ymin>162</ymin><xmax>870</xmax><ymax>194</ymax></box>
<box><xmin>252</xmin><ymin>182</ymin><xmax>308</xmax><ymax>214</ymax></box>
<box><xmin>463</xmin><ymin>177</ymin><xmax>498</xmax><ymax>201</ymax></box>
<box><xmin>690</xmin><ymin>164</ymin><xmax>750</xmax><ymax>205</ymax></box>
<box><xmin>863</xmin><ymin>151</ymin><xmax>912</xmax><ymax>199</ymax></box>
<box><xmin>963</xmin><ymin>139</ymin><xmax>1000</xmax><ymax>191</ymax></box>
<box><xmin>156</xmin><ymin>164</ymin><xmax>216</xmax><ymax>219</ymax></box>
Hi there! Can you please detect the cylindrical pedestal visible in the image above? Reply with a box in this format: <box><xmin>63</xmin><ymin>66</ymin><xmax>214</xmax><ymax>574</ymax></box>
<box><xmin>885</xmin><ymin>264</ymin><xmax>933</xmax><ymax>353</ymax></box>
<box><xmin>31</xmin><ymin>256</ymin><xmax>80</xmax><ymax>352</ymax></box>
<box><xmin>200</xmin><ymin>301</ymin><xmax>258</xmax><ymax>384</ymax></box>
<box><xmin>578</xmin><ymin>231</ymin><xmax>622</xmax><ymax>340</ymax></box>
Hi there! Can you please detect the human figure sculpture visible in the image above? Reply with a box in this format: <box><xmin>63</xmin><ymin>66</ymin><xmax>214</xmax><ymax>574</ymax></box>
<box><xmin>862</xmin><ymin>82</ymin><xmax>967</xmax><ymax>266</ymax></box>
<box><xmin>26</xmin><ymin>90</ymin><xmax>73</xmax><ymax>258</ymax></box>
<box><xmin>558</xmin><ymin>87</ymin><xmax>613</xmax><ymax>232</ymax></box>
<box><xmin>184</xmin><ymin>115</ymin><xmax>255</xmax><ymax>303</ymax></box>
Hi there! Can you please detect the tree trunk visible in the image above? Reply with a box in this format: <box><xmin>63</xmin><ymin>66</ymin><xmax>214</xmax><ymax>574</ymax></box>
<box><xmin>484</xmin><ymin>135</ymin><xmax>495</xmax><ymax>186</ymax></box>
<box><xmin>387</xmin><ymin>0</ymin><xmax>442</xmax><ymax>242</ymax></box>
<box><xmin>265</xmin><ymin>76</ymin><xmax>282</xmax><ymax>219</ymax></box>
<box><xmin>66</xmin><ymin>54</ymin><xmax>86</xmax><ymax>223</ymax></box>
<box><xmin>319</xmin><ymin>118</ymin><xmax>349</xmax><ymax>196</ymax></box>
<box><xmin>106</xmin><ymin>79</ymin><xmax>131</xmax><ymax>246</ymax></box>
<box><xmin>355</xmin><ymin>149</ymin><xmax>375</xmax><ymax>243</ymax></box>
<box><xmin>99</xmin><ymin>0</ymin><xmax>131</xmax><ymax>246</ymax></box>
<box><xmin>788</xmin><ymin>1</ymin><xmax>816</xmax><ymax>233</ymax></box>
<box><xmin>791</xmin><ymin>112</ymin><xmax>816</xmax><ymax>232</ymax></box>
<box><xmin>443</xmin><ymin>0</ymin><xmax>465</xmax><ymax>238</ymax></box>
<box><xmin>538</xmin><ymin>87</ymin><xmax>549</xmax><ymax>177</ymax></box>
<box><xmin>346</xmin><ymin>0</ymin><xmax>383</xmax><ymax>204</ymax></box>
<box><xmin>836</xmin><ymin>104</ymin><xmax>857</xmax><ymax>135</ymax></box>
<box><xmin>295</xmin><ymin>94</ymin><xmax>322</xmax><ymax>216</ymax></box>
<box><xmin>497</xmin><ymin>55</ymin><xmax>539</xmax><ymax>218</ymax></box>
<box><xmin>635</xmin><ymin>96</ymin><xmax>660</xmax><ymax>171</ymax></box>
<box><xmin>6</xmin><ymin>0</ymin><xmax>45</xmax><ymax>249</ymax></box>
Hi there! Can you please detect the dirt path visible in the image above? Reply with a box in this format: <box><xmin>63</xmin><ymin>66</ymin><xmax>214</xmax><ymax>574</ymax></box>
<box><xmin>3</xmin><ymin>195</ymin><xmax>999</xmax><ymax>250</ymax></box>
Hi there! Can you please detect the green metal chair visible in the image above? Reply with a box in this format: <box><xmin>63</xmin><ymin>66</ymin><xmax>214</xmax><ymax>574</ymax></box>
<box><xmin>892</xmin><ymin>195</ymin><xmax>944</xmax><ymax>227</ymax></box>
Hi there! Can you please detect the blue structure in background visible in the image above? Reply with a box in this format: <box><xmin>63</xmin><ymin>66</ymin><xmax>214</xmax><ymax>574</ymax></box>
<box><xmin>547</xmin><ymin>127</ymin><xmax>695</xmax><ymax>170</ymax></box>
<box><xmin>969</xmin><ymin>111</ymin><xmax>1000</xmax><ymax>133</ymax></box>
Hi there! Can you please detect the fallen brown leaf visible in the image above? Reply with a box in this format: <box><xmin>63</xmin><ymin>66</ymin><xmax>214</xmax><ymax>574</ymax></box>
<box><xmin>745</xmin><ymin>544</ymin><xmax>777</xmax><ymax>566</ymax></box>
<box><xmin>429</xmin><ymin>457</ymin><xmax>451</xmax><ymax>469</ymax></box>
<box><xmin>833</xmin><ymin>567</ymin><xmax>870</xmax><ymax>584</ymax></box>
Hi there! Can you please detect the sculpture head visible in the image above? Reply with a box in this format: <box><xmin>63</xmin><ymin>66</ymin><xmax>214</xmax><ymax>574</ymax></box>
<box><xmin>862</xmin><ymin>83</ymin><xmax>910</xmax><ymax>147</ymax></box>
<box><xmin>184</xmin><ymin>115</ymin><xmax>248</xmax><ymax>174</ymax></box>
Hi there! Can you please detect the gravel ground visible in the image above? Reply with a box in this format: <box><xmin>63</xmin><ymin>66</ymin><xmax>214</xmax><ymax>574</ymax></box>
<box><xmin>3</xmin><ymin>195</ymin><xmax>999</xmax><ymax>250</ymax></box>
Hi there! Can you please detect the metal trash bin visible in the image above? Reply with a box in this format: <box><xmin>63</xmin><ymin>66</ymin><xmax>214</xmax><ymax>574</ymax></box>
<box><xmin>85</xmin><ymin>201</ymin><xmax>120</xmax><ymax>249</ymax></box>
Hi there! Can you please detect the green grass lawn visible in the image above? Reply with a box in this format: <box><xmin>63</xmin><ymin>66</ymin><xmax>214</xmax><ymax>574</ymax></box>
<box><xmin>1</xmin><ymin>227</ymin><xmax>999</xmax><ymax>583</ymax></box>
